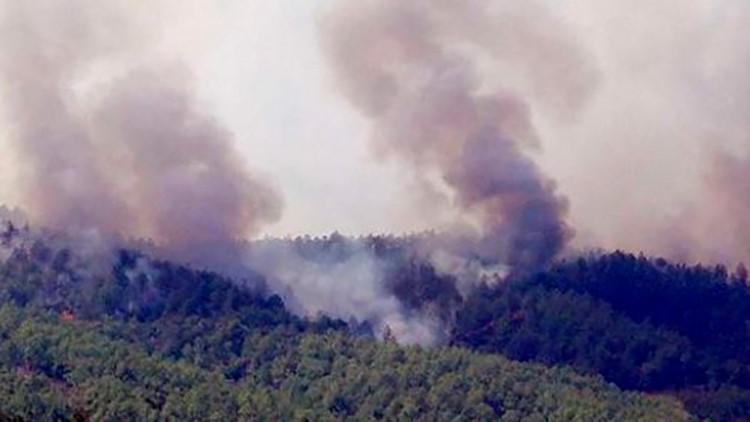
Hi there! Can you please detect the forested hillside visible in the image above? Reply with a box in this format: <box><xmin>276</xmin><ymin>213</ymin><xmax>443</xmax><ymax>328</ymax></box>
<box><xmin>453</xmin><ymin>252</ymin><xmax>750</xmax><ymax>420</ymax></box>
<box><xmin>0</xmin><ymin>305</ymin><xmax>688</xmax><ymax>421</ymax></box>
<box><xmin>5</xmin><ymin>222</ymin><xmax>749</xmax><ymax>419</ymax></box>
<box><xmin>0</xmin><ymin>224</ymin><xmax>689</xmax><ymax>421</ymax></box>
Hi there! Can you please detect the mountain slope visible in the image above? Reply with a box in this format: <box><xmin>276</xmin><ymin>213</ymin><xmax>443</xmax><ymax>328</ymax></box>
<box><xmin>0</xmin><ymin>225</ymin><xmax>688</xmax><ymax>420</ymax></box>
<box><xmin>0</xmin><ymin>305</ymin><xmax>687</xmax><ymax>421</ymax></box>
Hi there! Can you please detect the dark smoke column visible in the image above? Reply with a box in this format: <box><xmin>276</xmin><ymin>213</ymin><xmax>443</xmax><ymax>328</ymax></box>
<box><xmin>321</xmin><ymin>0</ymin><xmax>594</xmax><ymax>270</ymax></box>
<box><xmin>0</xmin><ymin>0</ymin><xmax>282</xmax><ymax>257</ymax></box>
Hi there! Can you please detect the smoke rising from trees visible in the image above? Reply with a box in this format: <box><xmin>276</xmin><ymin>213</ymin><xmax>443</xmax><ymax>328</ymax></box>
<box><xmin>3</xmin><ymin>0</ymin><xmax>750</xmax><ymax>345</ymax></box>
<box><xmin>320</xmin><ymin>0</ymin><xmax>596</xmax><ymax>271</ymax></box>
<box><xmin>0</xmin><ymin>0</ymin><xmax>282</xmax><ymax>253</ymax></box>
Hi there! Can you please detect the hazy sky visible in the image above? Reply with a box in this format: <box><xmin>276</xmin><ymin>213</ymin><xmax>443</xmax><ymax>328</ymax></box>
<box><xmin>177</xmin><ymin>1</ymin><xmax>428</xmax><ymax>236</ymax></box>
<box><xmin>1</xmin><ymin>0</ymin><xmax>748</xmax><ymax>263</ymax></box>
<box><xmin>166</xmin><ymin>1</ymin><xmax>750</xmax><ymax>258</ymax></box>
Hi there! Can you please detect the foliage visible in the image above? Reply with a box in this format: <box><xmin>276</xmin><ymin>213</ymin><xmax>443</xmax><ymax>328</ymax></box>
<box><xmin>0</xmin><ymin>305</ymin><xmax>687</xmax><ymax>421</ymax></box>
<box><xmin>452</xmin><ymin>251</ymin><xmax>750</xmax><ymax>419</ymax></box>
<box><xmin>0</xmin><ymin>226</ymin><xmax>716</xmax><ymax>419</ymax></box>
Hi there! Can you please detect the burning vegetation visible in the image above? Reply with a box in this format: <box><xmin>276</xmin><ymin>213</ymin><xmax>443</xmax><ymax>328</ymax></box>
<box><xmin>0</xmin><ymin>0</ymin><xmax>750</xmax><ymax>420</ymax></box>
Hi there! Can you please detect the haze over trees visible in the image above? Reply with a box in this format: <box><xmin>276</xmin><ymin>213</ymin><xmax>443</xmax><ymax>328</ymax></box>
<box><xmin>0</xmin><ymin>222</ymin><xmax>692</xmax><ymax>421</ymax></box>
<box><xmin>4</xmin><ymin>219</ymin><xmax>750</xmax><ymax>419</ymax></box>
<box><xmin>1</xmin><ymin>0</ymin><xmax>749</xmax><ymax>421</ymax></box>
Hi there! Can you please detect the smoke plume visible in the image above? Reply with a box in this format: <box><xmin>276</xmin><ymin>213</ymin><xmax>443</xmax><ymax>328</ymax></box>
<box><xmin>247</xmin><ymin>235</ymin><xmax>445</xmax><ymax>345</ymax></box>
<box><xmin>5</xmin><ymin>0</ymin><xmax>750</xmax><ymax>345</ymax></box>
<box><xmin>320</xmin><ymin>0</ymin><xmax>595</xmax><ymax>270</ymax></box>
<box><xmin>0</xmin><ymin>0</ymin><xmax>282</xmax><ymax>257</ymax></box>
<box><xmin>529</xmin><ymin>0</ymin><xmax>750</xmax><ymax>266</ymax></box>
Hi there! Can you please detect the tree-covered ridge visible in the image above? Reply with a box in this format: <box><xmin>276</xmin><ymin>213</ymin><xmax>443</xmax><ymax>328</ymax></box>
<box><xmin>452</xmin><ymin>251</ymin><xmax>750</xmax><ymax>420</ymax></box>
<box><xmin>0</xmin><ymin>221</ymin><xmax>305</xmax><ymax>330</ymax></box>
<box><xmin>5</xmin><ymin>221</ymin><xmax>746</xmax><ymax>419</ymax></box>
<box><xmin>0</xmin><ymin>305</ymin><xmax>687</xmax><ymax>421</ymax></box>
<box><xmin>530</xmin><ymin>252</ymin><xmax>750</xmax><ymax>369</ymax></box>
<box><xmin>0</xmin><ymin>224</ymin><xmax>690</xmax><ymax>421</ymax></box>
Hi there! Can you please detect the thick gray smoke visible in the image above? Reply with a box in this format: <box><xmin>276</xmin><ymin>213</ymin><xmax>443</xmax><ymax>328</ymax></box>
<box><xmin>12</xmin><ymin>0</ymin><xmax>750</xmax><ymax>346</ymax></box>
<box><xmin>247</xmin><ymin>236</ymin><xmax>444</xmax><ymax>345</ymax></box>
<box><xmin>320</xmin><ymin>0</ymin><xmax>595</xmax><ymax>270</ymax></box>
<box><xmin>0</xmin><ymin>0</ymin><xmax>282</xmax><ymax>258</ymax></box>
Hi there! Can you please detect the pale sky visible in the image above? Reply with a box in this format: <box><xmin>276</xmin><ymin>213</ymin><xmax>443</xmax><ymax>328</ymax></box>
<box><xmin>175</xmin><ymin>1</ymin><xmax>439</xmax><ymax>236</ymax></box>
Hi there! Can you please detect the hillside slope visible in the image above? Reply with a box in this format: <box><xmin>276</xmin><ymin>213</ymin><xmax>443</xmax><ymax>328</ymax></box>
<box><xmin>0</xmin><ymin>306</ymin><xmax>687</xmax><ymax>421</ymax></box>
<box><xmin>452</xmin><ymin>251</ymin><xmax>750</xmax><ymax>419</ymax></box>
<box><xmin>0</xmin><ymin>225</ymin><xmax>688</xmax><ymax>421</ymax></box>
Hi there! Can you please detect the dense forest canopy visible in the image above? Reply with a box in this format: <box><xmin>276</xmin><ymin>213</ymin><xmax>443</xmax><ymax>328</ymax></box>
<box><xmin>0</xmin><ymin>220</ymin><xmax>698</xmax><ymax>420</ymax></box>
<box><xmin>451</xmin><ymin>252</ymin><xmax>750</xmax><ymax>420</ymax></box>
<box><xmin>4</xmin><ymin>217</ymin><xmax>750</xmax><ymax>419</ymax></box>
<box><xmin>0</xmin><ymin>305</ymin><xmax>689</xmax><ymax>421</ymax></box>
